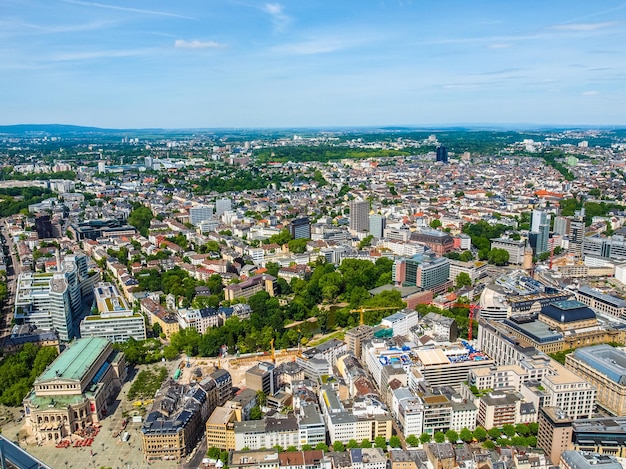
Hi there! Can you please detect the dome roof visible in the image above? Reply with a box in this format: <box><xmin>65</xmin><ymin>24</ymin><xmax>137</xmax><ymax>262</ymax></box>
<box><xmin>541</xmin><ymin>300</ymin><xmax>596</xmax><ymax>323</ymax></box>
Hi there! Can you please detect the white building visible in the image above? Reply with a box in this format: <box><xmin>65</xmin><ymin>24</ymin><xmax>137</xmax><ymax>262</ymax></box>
<box><xmin>381</xmin><ymin>309</ymin><xmax>419</xmax><ymax>337</ymax></box>
<box><xmin>79</xmin><ymin>282</ymin><xmax>146</xmax><ymax>342</ymax></box>
<box><xmin>189</xmin><ymin>205</ymin><xmax>213</xmax><ymax>226</ymax></box>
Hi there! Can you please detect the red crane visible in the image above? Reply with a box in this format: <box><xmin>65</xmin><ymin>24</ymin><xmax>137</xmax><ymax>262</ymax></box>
<box><xmin>450</xmin><ymin>303</ymin><xmax>480</xmax><ymax>341</ymax></box>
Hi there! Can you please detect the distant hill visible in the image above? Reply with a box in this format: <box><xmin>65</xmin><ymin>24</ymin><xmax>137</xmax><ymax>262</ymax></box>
<box><xmin>0</xmin><ymin>124</ymin><xmax>113</xmax><ymax>135</ymax></box>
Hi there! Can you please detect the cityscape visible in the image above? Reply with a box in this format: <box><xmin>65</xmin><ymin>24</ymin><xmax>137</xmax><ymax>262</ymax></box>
<box><xmin>2</xmin><ymin>1</ymin><xmax>626</xmax><ymax>469</ymax></box>
<box><xmin>0</xmin><ymin>126</ymin><xmax>625</xmax><ymax>469</ymax></box>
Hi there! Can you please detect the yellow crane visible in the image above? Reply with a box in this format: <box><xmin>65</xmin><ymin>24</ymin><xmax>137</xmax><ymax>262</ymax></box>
<box><xmin>270</xmin><ymin>338</ymin><xmax>275</xmax><ymax>363</ymax></box>
<box><xmin>349</xmin><ymin>306</ymin><xmax>403</xmax><ymax>326</ymax></box>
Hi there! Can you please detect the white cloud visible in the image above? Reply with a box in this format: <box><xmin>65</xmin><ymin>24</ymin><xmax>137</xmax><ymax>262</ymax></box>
<box><xmin>582</xmin><ymin>90</ymin><xmax>600</xmax><ymax>95</ymax></box>
<box><xmin>50</xmin><ymin>48</ymin><xmax>154</xmax><ymax>61</ymax></box>
<box><xmin>550</xmin><ymin>22</ymin><xmax>617</xmax><ymax>31</ymax></box>
<box><xmin>488</xmin><ymin>43</ymin><xmax>511</xmax><ymax>49</ymax></box>
<box><xmin>264</xmin><ymin>3</ymin><xmax>290</xmax><ymax>31</ymax></box>
<box><xmin>174</xmin><ymin>39</ymin><xmax>225</xmax><ymax>49</ymax></box>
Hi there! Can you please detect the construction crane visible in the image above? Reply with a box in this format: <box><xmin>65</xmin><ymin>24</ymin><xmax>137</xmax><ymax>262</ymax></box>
<box><xmin>270</xmin><ymin>338</ymin><xmax>275</xmax><ymax>363</ymax></box>
<box><xmin>349</xmin><ymin>306</ymin><xmax>403</xmax><ymax>326</ymax></box>
<box><xmin>450</xmin><ymin>303</ymin><xmax>480</xmax><ymax>341</ymax></box>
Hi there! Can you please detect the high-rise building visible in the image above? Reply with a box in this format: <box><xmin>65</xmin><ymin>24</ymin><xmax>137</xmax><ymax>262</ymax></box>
<box><xmin>553</xmin><ymin>216</ymin><xmax>570</xmax><ymax>236</ymax></box>
<box><xmin>436</xmin><ymin>146</ymin><xmax>448</xmax><ymax>163</ymax></box>
<box><xmin>569</xmin><ymin>208</ymin><xmax>585</xmax><ymax>257</ymax></box>
<box><xmin>369</xmin><ymin>214</ymin><xmax>386</xmax><ymax>239</ymax></box>
<box><xmin>14</xmin><ymin>254</ymin><xmax>100</xmax><ymax>341</ymax></box>
<box><xmin>531</xmin><ymin>209</ymin><xmax>551</xmax><ymax>255</ymax></box>
<box><xmin>189</xmin><ymin>205</ymin><xmax>213</xmax><ymax>226</ymax></box>
<box><xmin>349</xmin><ymin>200</ymin><xmax>369</xmax><ymax>233</ymax></box>
<box><xmin>289</xmin><ymin>217</ymin><xmax>311</xmax><ymax>240</ymax></box>
<box><xmin>538</xmin><ymin>407</ymin><xmax>573</xmax><ymax>465</ymax></box>
<box><xmin>392</xmin><ymin>254</ymin><xmax>450</xmax><ymax>295</ymax></box>
<box><xmin>215</xmin><ymin>198</ymin><xmax>232</xmax><ymax>217</ymax></box>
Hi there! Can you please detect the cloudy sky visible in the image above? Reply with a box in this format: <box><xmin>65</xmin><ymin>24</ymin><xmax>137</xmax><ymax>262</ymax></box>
<box><xmin>1</xmin><ymin>0</ymin><xmax>625</xmax><ymax>128</ymax></box>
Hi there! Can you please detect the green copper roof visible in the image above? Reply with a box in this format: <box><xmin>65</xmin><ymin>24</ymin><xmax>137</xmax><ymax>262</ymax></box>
<box><xmin>37</xmin><ymin>337</ymin><xmax>110</xmax><ymax>383</ymax></box>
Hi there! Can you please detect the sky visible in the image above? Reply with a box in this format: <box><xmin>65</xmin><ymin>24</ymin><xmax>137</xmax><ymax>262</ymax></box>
<box><xmin>1</xmin><ymin>0</ymin><xmax>626</xmax><ymax>128</ymax></box>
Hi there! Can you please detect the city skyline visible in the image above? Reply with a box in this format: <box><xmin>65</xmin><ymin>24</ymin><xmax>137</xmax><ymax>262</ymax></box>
<box><xmin>2</xmin><ymin>0</ymin><xmax>626</xmax><ymax>128</ymax></box>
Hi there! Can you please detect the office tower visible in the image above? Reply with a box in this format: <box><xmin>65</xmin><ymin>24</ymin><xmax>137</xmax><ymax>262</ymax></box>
<box><xmin>189</xmin><ymin>205</ymin><xmax>214</xmax><ymax>226</ymax></box>
<box><xmin>14</xmin><ymin>254</ymin><xmax>99</xmax><ymax>341</ymax></box>
<box><xmin>436</xmin><ymin>146</ymin><xmax>448</xmax><ymax>163</ymax></box>
<box><xmin>569</xmin><ymin>209</ymin><xmax>585</xmax><ymax>257</ymax></box>
<box><xmin>290</xmin><ymin>217</ymin><xmax>311</xmax><ymax>240</ymax></box>
<box><xmin>349</xmin><ymin>200</ymin><xmax>369</xmax><ymax>232</ymax></box>
<box><xmin>392</xmin><ymin>253</ymin><xmax>450</xmax><ymax>294</ymax></box>
<box><xmin>530</xmin><ymin>209</ymin><xmax>551</xmax><ymax>255</ymax></box>
<box><xmin>215</xmin><ymin>198</ymin><xmax>232</xmax><ymax>217</ymax></box>
<box><xmin>368</xmin><ymin>214</ymin><xmax>386</xmax><ymax>239</ymax></box>
<box><xmin>553</xmin><ymin>216</ymin><xmax>570</xmax><ymax>236</ymax></box>
<box><xmin>144</xmin><ymin>156</ymin><xmax>153</xmax><ymax>170</ymax></box>
<box><xmin>97</xmin><ymin>161</ymin><xmax>106</xmax><ymax>173</ymax></box>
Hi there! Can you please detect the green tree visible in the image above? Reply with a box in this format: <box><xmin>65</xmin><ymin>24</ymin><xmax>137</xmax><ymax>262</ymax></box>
<box><xmin>515</xmin><ymin>424</ymin><xmax>530</xmax><ymax>436</ymax></box>
<box><xmin>434</xmin><ymin>432</ymin><xmax>446</xmax><ymax>443</ymax></box>
<box><xmin>488</xmin><ymin>248</ymin><xmax>509</xmax><ymax>265</ymax></box>
<box><xmin>488</xmin><ymin>428</ymin><xmax>501</xmax><ymax>440</ymax></box>
<box><xmin>446</xmin><ymin>430</ymin><xmax>459</xmax><ymax>443</ymax></box>
<box><xmin>249</xmin><ymin>406</ymin><xmax>262</xmax><ymax>420</ymax></box>
<box><xmin>360</xmin><ymin>439</ymin><xmax>372</xmax><ymax>449</ymax></box>
<box><xmin>256</xmin><ymin>390</ymin><xmax>267</xmax><ymax>407</ymax></box>
<box><xmin>502</xmin><ymin>424</ymin><xmax>516</xmax><ymax>438</ymax></box>
<box><xmin>420</xmin><ymin>433</ymin><xmax>432</xmax><ymax>444</ymax></box>
<box><xmin>207</xmin><ymin>447</ymin><xmax>221</xmax><ymax>459</ymax></box>
<box><xmin>430</xmin><ymin>219</ymin><xmax>442</xmax><ymax>229</ymax></box>
<box><xmin>455</xmin><ymin>272</ymin><xmax>472</xmax><ymax>289</ymax></box>
<box><xmin>389</xmin><ymin>435</ymin><xmax>402</xmax><ymax>448</ymax></box>
<box><xmin>374</xmin><ymin>436</ymin><xmax>387</xmax><ymax>449</ymax></box>
<box><xmin>358</xmin><ymin>235</ymin><xmax>374</xmax><ymax>249</ymax></box>
<box><xmin>528</xmin><ymin>422</ymin><xmax>539</xmax><ymax>435</ymax></box>
<box><xmin>315</xmin><ymin>442</ymin><xmax>329</xmax><ymax>451</ymax></box>
<box><xmin>473</xmin><ymin>427</ymin><xmax>487</xmax><ymax>441</ymax></box>
<box><xmin>128</xmin><ymin>205</ymin><xmax>154</xmax><ymax>237</ymax></box>
<box><xmin>406</xmin><ymin>435</ymin><xmax>419</xmax><ymax>447</ymax></box>
<box><xmin>460</xmin><ymin>428</ymin><xmax>473</xmax><ymax>443</ymax></box>
<box><xmin>459</xmin><ymin>250</ymin><xmax>474</xmax><ymax>262</ymax></box>
<box><xmin>286</xmin><ymin>446</ymin><xmax>298</xmax><ymax>452</ymax></box>
<box><xmin>347</xmin><ymin>439</ymin><xmax>359</xmax><ymax>449</ymax></box>
<box><xmin>332</xmin><ymin>441</ymin><xmax>345</xmax><ymax>452</ymax></box>
<box><xmin>526</xmin><ymin>435</ymin><xmax>537</xmax><ymax>447</ymax></box>
<box><xmin>483</xmin><ymin>440</ymin><xmax>495</xmax><ymax>450</ymax></box>
<box><xmin>302</xmin><ymin>444</ymin><xmax>313</xmax><ymax>451</ymax></box>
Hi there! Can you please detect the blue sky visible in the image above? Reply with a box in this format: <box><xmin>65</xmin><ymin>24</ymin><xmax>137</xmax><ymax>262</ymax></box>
<box><xmin>1</xmin><ymin>0</ymin><xmax>626</xmax><ymax>128</ymax></box>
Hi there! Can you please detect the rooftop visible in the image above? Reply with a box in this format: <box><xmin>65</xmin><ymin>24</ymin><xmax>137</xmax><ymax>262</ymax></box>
<box><xmin>37</xmin><ymin>337</ymin><xmax>109</xmax><ymax>383</ymax></box>
<box><xmin>541</xmin><ymin>300</ymin><xmax>596</xmax><ymax>323</ymax></box>
<box><xmin>571</xmin><ymin>344</ymin><xmax>626</xmax><ymax>386</ymax></box>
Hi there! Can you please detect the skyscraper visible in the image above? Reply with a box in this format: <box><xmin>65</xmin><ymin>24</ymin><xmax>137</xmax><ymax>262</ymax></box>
<box><xmin>531</xmin><ymin>209</ymin><xmax>551</xmax><ymax>255</ymax></box>
<box><xmin>436</xmin><ymin>146</ymin><xmax>448</xmax><ymax>163</ymax></box>
<box><xmin>290</xmin><ymin>217</ymin><xmax>311</xmax><ymax>240</ymax></box>
<box><xmin>569</xmin><ymin>208</ymin><xmax>586</xmax><ymax>258</ymax></box>
<box><xmin>349</xmin><ymin>200</ymin><xmax>369</xmax><ymax>233</ymax></box>
<box><xmin>369</xmin><ymin>214</ymin><xmax>386</xmax><ymax>239</ymax></box>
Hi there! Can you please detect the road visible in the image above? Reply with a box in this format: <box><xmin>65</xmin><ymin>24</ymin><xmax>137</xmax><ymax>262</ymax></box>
<box><xmin>0</xmin><ymin>223</ymin><xmax>20</xmax><ymax>344</ymax></box>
